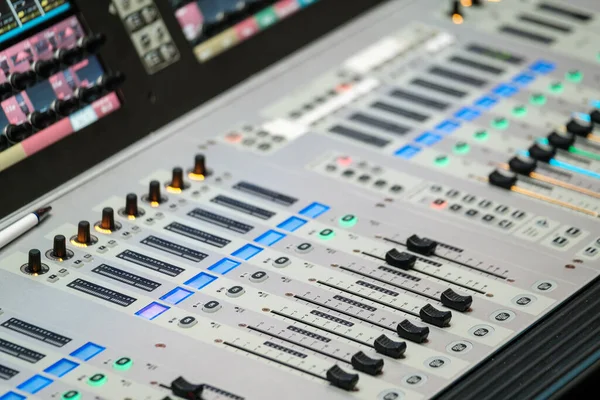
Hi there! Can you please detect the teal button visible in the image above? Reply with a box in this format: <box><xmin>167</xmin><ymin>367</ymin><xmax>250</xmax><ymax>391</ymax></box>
<box><xmin>318</xmin><ymin>228</ymin><xmax>335</xmax><ymax>240</ymax></box>
<box><xmin>566</xmin><ymin>70</ymin><xmax>583</xmax><ymax>83</ymax></box>
<box><xmin>512</xmin><ymin>105</ymin><xmax>527</xmax><ymax>117</ymax></box>
<box><xmin>87</xmin><ymin>373</ymin><xmax>107</xmax><ymax>387</ymax></box>
<box><xmin>113</xmin><ymin>357</ymin><xmax>133</xmax><ymax>371</ymax></box>
<box><xmin>549</xmin><ymin>82</ymin><xmax>564</xmax><ymax>94</ymax></box>
<box><xmin>491</xmin><ymin>117</ymin><xmax>509</xmax><ymax>130</ymax></box>
<box><xmin>339</xmin><ymin>214</ymin><xmax>357</xmax><ymax>228</ymax></box>
<box><xmin>62</xmin><ymin>391</ymin><xmax>81</xmax><ymax>400</ymax></box>
<box><xmin>434</xmin><ymin>155</ymin><xmax>450</xmax><ymax>167</ymax></box>
<box><xmin>453</xmin><ymin>142</ymin><xmax>470</xmax><ymax>154</ymax></box>
<box><xmin>530</xmin><ymin>94</ymin><xmax>546</xmax><ymax>106</ymax></box>
<box><xmin>474</xmin><ymin>130</ymin><xmax>489</xmax><ymax>141</ymax></box>
<box><xmin>255</xmin><ymin>7</ymin><xmax>278</xmax><ymax>29</ymax></box>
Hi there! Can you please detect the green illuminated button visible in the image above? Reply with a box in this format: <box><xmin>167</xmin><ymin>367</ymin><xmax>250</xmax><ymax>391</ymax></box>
<box><xmin>255</xmin><ymin>7</ymin><xmax>278</xmax><ymax>28</ymax></box>
<box><xmin>491</xmin><ymin>117</ymin><xmax>509</xmax><ymax>130</ymax></box>
<box><xmin>453</xmin><ymin>142</ymin><xmax>470</xmax><ymax>154</ymax></box>
<box><xmin>113</xmin><ymin>357</ymin><xmax>133</xmax><ymax>371</ymax></box>
<box><xmin>88</xmin><ymin>373</ymin><xmax>107</xmax><ymax>387</ymax></box>
<box><xmin>62</xmin><ymin>391</ymin><xmax>81</xmax><ymax>400</ymax></box>
<box><xmin>566</xmin><ymin>70</ymin><xmax>583</xmax><ymax>83</ymax></box>
<box><xmin>473</xmin><ymin>130</ymin><xmax>489</xmax><ymax>141</ymax></box>
<box><xmin>339</xmin><ymin>214</ymin><xmax>357</xmax><ymax>228</ymax></box>
<box><xmin>549</xmin><ymin>82</ymin><xmax>564</xmax><ymax>94</ymax></box>
<box><xmin>530</xmin><ymin>94</ymin><xmax>546</xmax><ymax>106</ymax></box>
<box><xmin>512</xmin><ymin>105</ymin><xmax>527</xmax><ymax>117</ymax></box>
<box><xmin>434</xmin><ymin>155</ymin><xmax>450</xmax><ymax>167</ymax></box>
<box><xmin>318</xmin><ymin>228</ymin><xmax>335</xmax><ymax>240</ymax></box>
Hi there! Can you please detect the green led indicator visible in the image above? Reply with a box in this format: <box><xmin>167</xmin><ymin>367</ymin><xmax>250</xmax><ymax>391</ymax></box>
<box><xmin>339</xmin><ymin>214</ymin><xmax>357</xmax><ymax>228</ymax></box>
<box><xmin>434</xmin><ymin>155</ymin><xmax>450</xmax><ymax>167</ymax></box>
<box><xmin>87</xmin><ymin>373</ymin><xmax>108</xmax><ymax>387</ymax></box>
<box><xmin>62</xmin><ymin>391</ymin><xmax>81</xmax><ymax>400</ymax></box>
<box><xmin>566</xmin><ymin>70</ymin><xmax>583</xmax><ymax>83</ymax></box>
<box><xmin>453</xmin><ymin>142</ymin><xmax>470</xmax><ymax>155</ymax></box>
<box><xmin>549</xmin><ymin>82</ymin><xmax>564</xmax><ymax>94</ymax></box>
<box><xmin>318</xmin><ymin>228</ymin><xmax>335</xmax><ymax>240</ymax></box>
<box><xmin>491</xmin><ymin>117</ymin><xmax>509</xmax><ymax>130</ymax></box>
<box><xmin>569</xmin><ymin>146</ymin><xmax>600</xmax><ymax>161</ymax></box>
<box><xmin>512</xmin><ymin>105</ymin><xmax>527</xmax><ymax>117</ymax></box>
<box><xmin>530</xmin><ymin>94</ymin><xmax>547</xmax><ymax>106</ymax></box>
<box><xmin>255</xmin><ymin>7</ymin><xmax>278</xmax><ymax>29</ymax></box>
<box><xmin>473</xmin><ymin>130</ymin><xmax>489</xmax><ymax>141</ymax></box>
<box><xmin>113</xmin><ymin>357</ymin><xmax>133</xmax><ymax>371</ymax></box>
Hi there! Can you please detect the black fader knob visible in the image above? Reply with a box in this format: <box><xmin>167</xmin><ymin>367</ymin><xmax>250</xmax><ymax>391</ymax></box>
<box><xmin>488</xmin><ymin>168</ymin><xmax>518</xmax><ymax>190</ymax></box>
<box><xmin>508</xmin><ymin>155</ymin><xmax>537</xmax><ymax>175</ymax></box>
<box><xmin>528</xmin><ymin>142</ymin><xmax>556</xmax><ymax>162</ymax></box>
<box><xmin>326</xmin><ymin>365</ymin><xmax>359</xmax><ymax>391</ymax></box>
<box><xmin>96</xmin><ymin>71</ymin><xmax>125</xmax><ymax>93</ymax></box>
<box><xmin>170</xmin><ymin>377</ymin><xmax>204</xmax><ymax>400</ymax></box>
<box><xmin>56</xmin><ymin>46</ymin><xmax>84</xmax><ymax>66</ymax></box>
<box><xmin>51</xmin><ymin>97</ymin><xmax>80</xmax><ymax>117</ymax></box>
<box><xmin>0</xmin><ymin>81</ymin><xmax>13</xmax><ymax>100</ymax></box>
<box><xmin>441</xmin><ymin>288</ymin><xmax>473</xmax><ymax>312</ymax></box>
<box><xmin>406</xmin><ymin>234</ymin><xmax>437</xmax><ymax>256</ymax></box>
<box><xmin>547</xmin><ymin>130</ymin><xmax>576</xmax><ymax>150</ymax></box>
<box><xmin>79</xmin><ymin>32</ymin><xmax>107</xmax><ymax>54</ymax></box>
<box><xmin>8</xmin><ymin>70</ymin><xmax>37</xmax><ymax>91</ymax></box>
<box><xmin>101</xmin><ymin>207</ymin><xmax>116</xmax><ymax>231</ymax></box>
<box><xmin>125</xmin><ymin>193</ymin><xmax>140</xmax><ymax>217</ymax></box>
<box><xmin>169</xmin><ymin>167</ymin><xmax>187</xmax><ymax>191</ymax></box>
<box><xmin>147</xmin><ymin>180</ymin><xmax>166</xmax><ymax>204</ymax></box>
<box><xmin>420</xmin><ymin>304</ymin><xmax>452</xmax><ymax>328</ymax></box>
<box><xmin>28</xmin><ymin>249</ymin><xmax>43</xmax><ymax>274</ymax></box>
<box><xmin>4</xmin><ymin>123</ymin><xmax>33</xmax><ymax>144</ymax></box>
<box><xmin>32</xmin><ymin>58</ymin><xmax>60</xmax><ymax>79</ymax></box>
<box><xmin>385</xmin><ymin>249</ymin><xmax>416</xmax><ymax>270</ymax></box>
<box><xmin>373</xmin><ymin>334</ymin><xmax>406</xmax><ymax>359</ymax></box>
<box><xmin>53</xmin><ymin>235</ymin><xmax>68</xmax><ymax>259</ymax></box>
<box><xmin>449</xmin><ymin>0</ymin><xmax>464</xmax><ymax>20</ymax></box>
<box><xmin>75</xmin><ymin>85</ymin><xmax>103</xmax><ymax>105</ymax></box>
<box><xmin>397</xmin><ymin>319</ymin><xmax>429</xmax><ymax>343</ymax></box>
<box><xmin>28</xmin><ymin>110</ymin><xmax>57</xmax><ymax>131</ymax></box>
<box><xmin>350</xmin><ymin>351</ymin><xmax>384</xmax><ymax>376</ymax></box>
<box><xmin>590</xmin><ymin>108</ymin><xmax>600</xmax><ymax>124</ymax></box>
<box><xmin>566</xmin><ymin>114</ymin><xmax>594</xmax><ymax>137</ymax></box>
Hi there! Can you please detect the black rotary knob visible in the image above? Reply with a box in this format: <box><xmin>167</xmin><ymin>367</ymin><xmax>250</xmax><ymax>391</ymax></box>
<box><xmin>9</xmin><ymin>70</ymin><xmax>37</xmax><ymax>91</ymax></box>
<box><xmin>169</xmin><ymin>167</ymin><xmax>186</xmax><ymax>190</ymax></box>
<box><xmin>0</xmin><ymin>81</ymin><xmax>13</xmax><ymax>100</ymax></box>
<box><xmin>79</xmin><ymin>33</ymin><xmax>107</xmax><ymax>54</ymax></box>
<box><xmin>4</xmin><ymin>123</ymin><xmax>33</xmax><ymax>144</ymax></box>
<box><xmin>28</xmin><ymin>110</ymin><xmax>57</xmax><ymax>131</ymax></box>
<box><xmin>53</xmin><ymin>235</ymin><xmax>67</xmax><ymax>259</ymax></box>
<box><xmin>101</xmin><ymin>207</ymin><xmax>116</xmax><ymax>231</ymax></box>
<box><xmin>32</xmin><ymin>58</ymin><xmax>60</xmax><ymax>79</ymax></box>
<box><xmin>51</xmin><ymin>97</ymin><xmax>80</xmax><ymax>117</ymax></box>
<box><xmin>192</xmin><ymin>154</ymin><xmax>207</xmax><ymax>176</ymax></box>
<box><xmin>125</xmin><ymin>193</ymin><xmax>139</xmax><ymax>217</ymax></box>
<box><xmin>75</xmin><ymin>85</ymin><xmax>103</xmax><ymax>105</ymax></box>
<box><xmin>28</xmin><ymin>249</ymin><xmax>42</xmax><ymax>274</ymax></box>
<box><xmin>148</xmin><ymin>180</ymin><xmax>165</xmax><ymax>204</ymax></box>
<box><xmin>96</xmin><ymin>71</ymin><xmax>125</xmax><ymax>93</ymax></box>
<box><xmin>56</xmin><ymin>46</ymin><xmax>84</xmax><ymax>66</ymax></box>
<box><xmin>76</xmin><ymin>221</ymin><xmax>92</xmax><ymax>244</ymax></box>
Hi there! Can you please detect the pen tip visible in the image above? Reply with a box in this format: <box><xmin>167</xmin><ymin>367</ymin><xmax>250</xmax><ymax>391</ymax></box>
<box><xmin>35</xmin><ymin>206</ymin><xmax>52</xmax><ymax>219</ymax></box>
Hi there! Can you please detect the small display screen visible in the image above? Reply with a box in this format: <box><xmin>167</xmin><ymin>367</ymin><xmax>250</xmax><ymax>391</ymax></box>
<box><xmin>0</xmin><ymin>15</ymin><xmax>122</xmax><ymax>173</ymax></box>
<box><xmin>0</xmin><ymin>0</ymin><xmax>71</xmax><ymax>44</ymax></box>
<box><xmin>170</xmin><ymin>0</ymin><xmax>319</xmax><ymax>63</ymax></box>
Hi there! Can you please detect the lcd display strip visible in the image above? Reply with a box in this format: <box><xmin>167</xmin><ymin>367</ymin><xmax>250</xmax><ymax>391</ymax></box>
<box><xmin>0</xmin><ymin>0</ymin><xmax>70</xmax><ymax>44</ymax></box>
<box><xmin>170</xmin><ymin>0</ymin><xmax>321</xmax><ymax>63</ymax></box>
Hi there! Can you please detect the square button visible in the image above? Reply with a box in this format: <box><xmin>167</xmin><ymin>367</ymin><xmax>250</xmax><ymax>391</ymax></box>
<box><xmin>565</xmin><ymin>227</ymin><xmax>581</xmax><ymax>238</ymax></box>
<box><xmin>552</xmin><ymin>236</ymin><xmax>569</xmax><ymax>247</ymax></box>
<box><xmin>47</xmin><ymin>275</ymin><xmax>59</xmax><ymax>283</ymax></box>
<box><xmin>498</xmin><ymin>219</ymin><xmax>514</xmax><ymax>229</ymax></box>
<box><xmin>482</xmin><ymin>214</ymin><xmax>495</xmax><ymax>223</ymax></box>
<box><xmin>584</xmin><ymin>247</ymin><xmax>598</xmax><ymax>257</ymax></box>
<box><xmin>496</xmin><ymin>205</ymin><xmax>509</xmax><ymax>214</ymax></box>
<box><xmin>511</xmin><ymin>210</ymin><xmax>527</xmax><ymax>220</ymax></box>
<box><xmin>465</xmin><ymin>209</ymin><xmax>479</xmax><ymax>217</ymax></box>
<box><xmin>449</xmin><ymin>204</ymin><xmax>462</xmax><ymax>212</ymax></box>
<box><xmin>463</xmin><ymin>195</ymin><xmax>477</xmax><ymax>203</ymax></box>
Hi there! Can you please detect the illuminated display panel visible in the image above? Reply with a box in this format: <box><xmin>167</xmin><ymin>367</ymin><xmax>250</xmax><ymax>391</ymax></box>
<box><xmin>0</xmin><ymin>15</ymin><xmax>122</xmax><ymax>172</ymax></box>
<box><xmin>0</xmin><ymin>0</ymin><xmax>71</xmax><ymax>44</ymax></box>
<box><xmin>170</xmin><ymin>0</ymin><xmax>319</xmax><ymax>63</ymax></box>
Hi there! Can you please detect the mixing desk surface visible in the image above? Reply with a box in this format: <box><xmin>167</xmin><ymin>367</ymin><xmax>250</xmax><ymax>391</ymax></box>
<box><xmin>1</xmin><ymin>0</ymin><xmax>600</xmax><ymax>399</ymax></box>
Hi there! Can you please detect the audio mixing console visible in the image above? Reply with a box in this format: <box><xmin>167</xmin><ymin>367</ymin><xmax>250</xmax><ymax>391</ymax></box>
<box><xmin>1</xmin><ymin>0</ymin><xmax>600</xmax><ymax>399</ymax></box>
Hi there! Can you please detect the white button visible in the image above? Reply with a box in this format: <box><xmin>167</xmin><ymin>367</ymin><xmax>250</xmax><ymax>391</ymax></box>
<box><xmin>154</xmin><ymin>212</ymin><xmax>165</xmax><ymax>220</ymax></box>
<box><xmin>71</xmin><ymin>260</ymin><xmax>84</xmax><ymax>268</ymax></box>
<box><xmin>131</xmin><ymin>226</ymin><xmax>141</xmax><ymax>234</ymax></box>
<box><xmin>47</xmin><ymin>275</ymin><xmax>59</xmax><ymax>283</ymax></box>
<box><xmin>565</xmin><ymin>227</ymin><xmax>581</xmax><ymax>238</ymax></box>
<box><xmin>57</xmin><ymin>268</ymin><xmax>69</xmax><ymax>277</ymax></box>
<box><xmin>121</xmin><ymin>231</ymin><xmax>132</xmax><ymax>240</ymax></box>
<box><xmin>178</xmin><ymin>316</ymin><xmax>198</xmax><ymax>329</ymax></box>
<box><xmin>107</xmin><ymin>240</ymin><xmax>118</xmax><ymax>248</ymax></box>
<box><xmin>83</xmin><ymin>254</ymin><xmax>94</xmax><ymax>262</ymax></box>
<box><xmin>97</xmin><ymin>246</ymin><xmax>108</xmax><ymax>254</ymax></box>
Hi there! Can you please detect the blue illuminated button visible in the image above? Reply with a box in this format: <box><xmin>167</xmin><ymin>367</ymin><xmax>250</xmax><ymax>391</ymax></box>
<box><xmin>62</xmin><ymin>390</ymin><xmax>81</xmax><ymax>400</ymax></box>
<box><xmin>160</xmin><ymin>287</ymin><xmax>194</xmax><ymax>304</ymax></box>
<box><xmin>512</xmin><ymin>73</ymin><xmax>535</xmax><ymax>86</ymax></box>
<box><xmin>299</xmin><ymin>202</ymin><xmax>330</xmax><ymax>218</ymax></box>
<box><xmin>435</xmin><ymin>120</ymin><xmax>460</xmax><ymax>134</ymax></box>
<box><xmin>113</xmin><ymin>357</ymin><xmax>133</xmax><ymax>371</ymax></box>
<box><xmin>254</xmin><ymin>230</ymin><xmax>286</xmax><ymax>246</ymax></box>
<box><xmin>529</xmin><ymin>60</ymin><xmax>556</xmax><ymax>74</ymax></box>
<box><xmin>339</xmin><ymin>214</ymin><xmax>357</xmax><ymax>228</ymax></box>
<box><xmin>135</xmin><ymin>302</ymin><xmax>170</xmax><ymax>320</ymax></box>
<box><xmin>454</xmin><ymin>107</ymin><xmax>481</xmax><ymax>121</ymax></box>
<box><xmin>207</xmin><ymin>258</ymin><xmax>241</xmax><ymax>275</ymax></box>
<box><xmin>414</xmin><ymin>132</ymin><xmax>442</xmax><ymax>146</ymax></box>
<box><xmin>0</xmin><ymin>392</ymin><xmax>26</xmax><ymax>400</ymax></box>
<box><xmin>277</xmin><ymin>216</ymin><xmax>307</xmax><ymax>232</ymax></box>
<box><xmin>17</xmin><ymin>374</ymin><xmax>53</xmax><ymax>394</ymax></box>
<box><xmin>44</xmin><ymin>358</ymin><xmax>79</xmax><ymax>378</ymax></box>
<box><xmin>493</xmin><ymin>84</ymin><xmax>518</xmax><ymax>97</ymax></box>
<box><xmin>231</xmin><ymin>244</ymin><xmax>263</xmax><ymax>260</ymax></box>
<box><xmin>87</xmin><ymin>373</ymin><xmax>107</xmax><ymax>387</ymax></box>
<box><xmin>318</xmin><ymin>229</ymin><xmax>335</xmax><ymax>240</ymax></box>
<box><xmin>70</xmin><ymin>342</ymin><xmax>105</xmax><ymax>361</ymax></box>
<box><xmin>474</xmin><ymin>96</ymin><xmax>498</xmax><ymax>109</ymax></box>
<box><xmin>395</xmin><ymin>145</ymin><xmax>421</xmax><ymax>159</ymax></box>
<box><xmin>185</xmin><ymin>272</ymin><xmax>217</xmax><ymax>289</ymax></box>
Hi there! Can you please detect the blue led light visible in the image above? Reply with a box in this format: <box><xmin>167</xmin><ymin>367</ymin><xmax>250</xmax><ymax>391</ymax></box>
<box><xmin>435</xmin><ymin>120</ymin><xmax>461</xmax><ymax>134</ymax></box>
<box><xmin>394</xmin><ymin>145</ymin><xmax>421</xmax><ymax>159</ymax></box>
<box><xmin>70</xmin><ymin>342</ymin><xmax>105</xmax><ymax>361</ymax></box>
<box><xmin>574</xmin><ymin>112</ymin><xmax>591</xmax><ymax>122</ymax></box>
<box><xmin>474</xmin><ymin>96</ymin><xmax>498</xmax><ymax>109</ymax></box>
<box><xmin>529</xmin><ymin>60</ymin><xmax>556</xmax><ymax>74</ymax></box>
<box><xmin>492</xmin><ymin>84</ymin><xmax>519</xmax><ymax>97</ymax></box>
<box><xmin>44</xmin><ymin>359</ymin><xmax>79</xmax><ymax>378</ymax></box>
<box><xmin>231</xmin><ymin>244</ymin><xmax>263</xmax><ymax>260</ymax></box>
<box><xmin>454</xmin><ymin>107</ymin><xmax>481</xmax><ymax>121</ymax></box>
<box><xmin>277</xmin><ymin>216</ymin><xmax>307</xmax><ymax>232</ymax></box>
<box><xmin>591</xmin><ymin>100</ymin><xmax>600</xmax><ymax>108</ymax></box>
<box><xmin>549</xmin><ymin>159</ymin><xmax>600</xmax><ymax>179</ymax></box>
<box><xmin>207</xmin><ymin>258</ymin><xmax>241</xmax><ymax>275</ymax></box>
<box><xmin>299</xmin><ymin>202</ymin><xmax>330</xmax><ymax>218</ymax></box>
<box><xmin>135</xmin><ymin>302</ymin><xmax>170</xmax><ymax>320</ymax></box>
<box><xmin>17</xmin><ymin>375</ymin><xmax>53</xmax><ymax>394</ymax></box>
<box><xmin>160</xmin><ymin>287</ymin><xmax>195</xmax><ymax>304</ymax></box>
<box><xmin>414</xmin><ymin>132</ymin><xmax>442</xmax><ymax>146</ymax></box>
<box><xmin>254</xmin><ymin>230</ymin><xmax>286</xmax><ymax>246</ymax></box>
<box><xmin>185</xmin><ymin>272</ymin><xmax>217</xmax><ymax>289</ymax></box>
<box><xmin>512</xmin><ymin>73</ymin><xmax>535</xmax><ymax>86</ymax></box>
<box><xmin>0</xmin><ymin>392</ymin><xmax>26</xmax><ymax>400</ymax></box>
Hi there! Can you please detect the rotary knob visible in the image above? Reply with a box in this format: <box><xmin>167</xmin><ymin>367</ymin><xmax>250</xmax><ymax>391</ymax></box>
<box><xmin>168</xmin><ymin>167</ymin><xmax>188</xmax><ymax>191</ymax></box>
<box><xmin>121</xmin><ymin>193</ymin><xmax>145</xmax><ymax>219</ymax></box>
<box><xmin>51</xmin><ymin>97</ymin><xmax>80</xmax><ymax>117</ymax></box>
<box><xmin>72</xmin><ymin>221</ymin><xmax>98</xmax><ymax>246</ymax></box>
<box><xmin>32</xmin><ymin>58</ymin><xmax>61</xmax><ymax>79</ymax></box>
<box><xmin>189</xmin><ymin>154</ymin><xmax>210</xmax><ymax>180</ymax></box>
<box><xmin>146</xmin><ymin>180</ymin><xmax>167</xmax><ymax>205</ymax></box>
<box><xmin>46</xmin><ymin>234</ymin><xmax>74</xmax><ymax>261</ymax></box>
<box><xmin>96</xmin><ymin>207</ymin><xmax>121</xmax><ymax>233</ymax></box>
<box><xmin>21</xmin><ymin>249</ymin><xmax>49</xmax><ymax>275</ymax></box>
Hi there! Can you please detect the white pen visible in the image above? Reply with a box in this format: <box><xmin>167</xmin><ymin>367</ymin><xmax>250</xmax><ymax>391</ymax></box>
<box><xmin>0</xmin><ymin>206</ymin><xmax>52</xmax><ymax>250</ymax></box>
